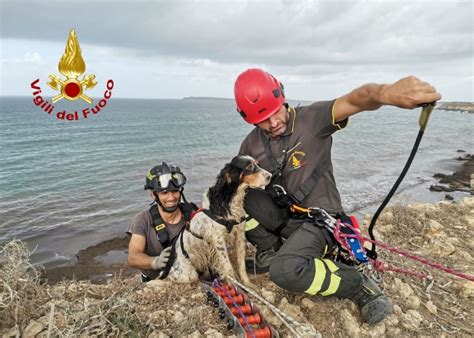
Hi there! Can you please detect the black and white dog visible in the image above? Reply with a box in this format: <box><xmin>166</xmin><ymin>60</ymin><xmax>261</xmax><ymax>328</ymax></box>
<box><xmin>166</xmin><ymin>156</ymin><xmax>271</xmax><ymax>285</ymax></box>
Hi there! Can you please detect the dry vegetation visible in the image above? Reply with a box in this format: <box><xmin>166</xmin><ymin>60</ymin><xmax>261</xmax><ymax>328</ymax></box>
<box><xmin>1</xmin><ymin>197</ymin><xmax>473</xmax><ymax>337</ymax></box>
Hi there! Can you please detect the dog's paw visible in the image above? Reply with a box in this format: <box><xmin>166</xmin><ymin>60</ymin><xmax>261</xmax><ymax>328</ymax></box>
<box><xmin>241</xmin><ymin>278</ymin><xmax>258</xmax><ymax>290</ymax></box>
<box><xmin>220</xmin><ymin>273</ymin><xmax>237</xmax><ymax>284</ymax></box>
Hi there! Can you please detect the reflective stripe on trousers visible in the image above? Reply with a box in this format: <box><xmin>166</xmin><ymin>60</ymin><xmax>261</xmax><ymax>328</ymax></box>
<box><xmin>305</xmin><ymin>258</ymin><xmax>341</xmax><ymax>296</ymax></box>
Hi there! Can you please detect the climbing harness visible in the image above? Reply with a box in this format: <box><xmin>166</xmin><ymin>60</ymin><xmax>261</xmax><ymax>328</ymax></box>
<box><xmin>148</xmin><ymin>202</ymin><xmax>198</xmax><ymax>280</ymax></box>
<box><xmin>367</xmin><ymin>103</ymin><xmax>436</xmax><ymax>259</ymax></box>
<box><xmin>290</xmin><ymin>204</ymin><xmax>382</xmax><ymax>283</ymax></box>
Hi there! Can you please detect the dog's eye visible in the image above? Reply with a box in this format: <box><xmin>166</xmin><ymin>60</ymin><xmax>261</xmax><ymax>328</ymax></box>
<box><xmin>246</xmin><ymin>163</ymin><xmax>257</xmax><ymax>174</ymax></box>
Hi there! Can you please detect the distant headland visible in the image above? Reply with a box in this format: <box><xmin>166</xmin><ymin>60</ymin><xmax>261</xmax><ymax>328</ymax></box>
<box><xmin>436</xmin><ymin>102</ymin><xmax>474</xmax><ymax>113</ymax></box>
<box><xmin>182</xmin><ymin>96</ymin><xmax>232</xmax><ymax>101</ymax></box>
<box><xmin>180</xmin><ymin>97</ymin><xmax>473</xmax><ymax>113</ymax></box>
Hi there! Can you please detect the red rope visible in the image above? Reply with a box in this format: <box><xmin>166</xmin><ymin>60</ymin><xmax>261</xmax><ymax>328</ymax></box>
<box><xmin>334</xmin><ymin>221</ymin><xmax>474</xmax><ymax>282</ymax></box>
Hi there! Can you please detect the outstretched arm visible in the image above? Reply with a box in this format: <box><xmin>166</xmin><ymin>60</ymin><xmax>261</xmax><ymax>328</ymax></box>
<box><xmin>333</xmin><ymin>76</ymin><xmax>442</xmax><ymax>122</ymax></box>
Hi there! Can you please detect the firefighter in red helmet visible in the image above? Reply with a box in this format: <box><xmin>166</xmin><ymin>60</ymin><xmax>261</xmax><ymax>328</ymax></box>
<box><xmin>235</xmin><ymin>68</ymin><xmax>440</xmax><ymax>324</ymax></box>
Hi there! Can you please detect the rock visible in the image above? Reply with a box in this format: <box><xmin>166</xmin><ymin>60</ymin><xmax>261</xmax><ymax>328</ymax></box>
<box><xmin>393</xmin><ymin>304</ymin><xmax>402</xmax><ymax>315</ymax></box>
<box><xmin>340</xmin><ymin>309</ymin><xmax>361</xmax><ymax>336</ymax></box>
<box><xmin>187</xmin><ymin>330</ymin><xmax>201</xmax><ymax>338</ymax></box>
<box><xmin>148</xmin><ymin>331</ymin><xmax>170</xmax><ymax>338</ymax></box>
<box><xmin>425</xmin><ymin>301</ymin><xmax>437</xmax><ymax>315</ymax></box>
<box><xmin>430</xmin><ymin>185</ymin><xmax>443</xmax><ymax>192</ymax></box>
<box><xmin>465</xmin><ymin>216</ymin><xmax>474</xmax><ymax>227</ymax></box>
<box><xmin>259</xmin><ymin>306</ymin><xmax>280</xmax><ymax>327</ymax></box>
<box><xmin>394</xmin><ymin>278</ymin><xmax>414</xmax><ymax>299</ymax></box>
<box><xmin>1</xmin><ymin>326</ymin><xmax>20</xmax><ymax>337</ymax></box>
<box><xmin>190</xmin><ymin>292</ymin><xmax>205</xmax><ymax>301</ymax></box>
<box><xmin>428</xmin><ymin>238</ymin><xmax>455</xmax><ymax>257</ymax></box>
<box><xmin>24</xmin><ymin>320</ymin><xmax>44</xmax><ymax>337</ymax></box>
<box><xmin>379</xmin><ymin>211</ymin><xmax>394</xmax><ymax>223</ymax></box>
<box><xmin>295</xmin><ymin>324</ymin><xmax>321</xmax><ymax>338</ymax></box>
<box><xmin>434</xmin><ymin>173</ymin><xmax>447</xmax><ymax>179</ymax></box>
<box><xmin>49</xmin><ymin>285</ymin><xmax>66</xmax><ymax>299</ymax></box>
<box><xmin>459</xmin><ymin>197</ymin><xmax>474</xmax><ymax>208</ymax></box>
<box><xmin>278</xmin><ymin>297</ymin><xmax>305</xmax><ymax>321</ymax></box>
<box><xmin>52</xmin><ymin>311</ymin><xmax>67</xmax><ymax>328</ymax></box>
<box><xmin>424</xmin><ymin>220</ymin><xmax>444</xmax><ymax>237</ymax></box>
<box><xmin>411</xmin><ymin>202</ymin><xmax>436</xmax><ymax>211</ymax></box>
<box><xmin>439</xmin><ymin>242</ymin><xmax>456</xmax><ymax>257</ymax></box>
<box><xmin>445</xmin><ymin>194</ymin><xmax>454</xmax><ymax>201</ymax></box>
<box><xmin>386</xmin><ymin>327</ymin><xmax>401</xmax><ymax>336</ymax></box>
<box><xmin>173</xmin><ymin>311</ymin><xmax>185</xmax><ymax>324</ymax></box>
<box><xmin>367</xmin><ymin>322</ymin><xmax>386</xmax><ymax>337</ymax></box>
<box><xmin>406</xmin><ymin>295</ymin><xmax>421</xmax><ymax>310</ymax></box>
<box><xmin>204</xmin><ymin>328</ymin><xmax>223</xmax><ymax>338</ymax></box>
<box><xmin>400</xmin><ymin>310</ymin><xmax>423</xmax><ymax>330</ymax></box>
<box><xmin>301</xmin><ymin>297</ymin><xmax>316</xmax><ymax>310</ymax></box>
<box><xmin>458</xmin><ymin>281</ymin><xmax>474</xmax><ymax>298</ymax></box>
<box><xmin>379</xmin><ymin>223</ymin><xmax>393</xmax><ymax>233</ymax></box>
<box><xmin>261</xmin><ymin>288</ymin><xmax>276</xmax><ymax>304</ymax></box>
<box><xmin>149</xmin><ymin>310</ymin><xmax>167</xmax><ymax>321</ymax></box>
<box><xmin>146</xmin><ymin>279</ymin><xmax>172</xmax><ymax>292</ymax></box>
<box><xmin>384</xmin><ymin>314</ymin><xmax>399</xmax><ymax>327</ymax></box>
<box><xmin>456</xmin><ymin>250</ymin><xmax>473</xmax><ymax>261</ymax></box>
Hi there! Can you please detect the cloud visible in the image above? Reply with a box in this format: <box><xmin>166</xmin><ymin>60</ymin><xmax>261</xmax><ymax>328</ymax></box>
<box><xmin>1</xmin><ymin>51</ymin><xmax>42</xmax><ymax>64</ymax></box>
<box><xmin>23</xmin><ymin>52</ymin><xmax>41</xmax><ymax>63</ymax></box>
<box><xmin>1</xmin><ymin>1</ymin><xmax>471</xmax><ymax>65</ymax></box>
<box><xmin>0</xmin><ymin>0</ymin><xmax>472</xmax><ymax>100</ymax></box>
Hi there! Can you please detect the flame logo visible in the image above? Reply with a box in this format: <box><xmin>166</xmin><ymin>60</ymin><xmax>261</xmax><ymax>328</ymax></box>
<box><xmin>58</xmin><ymin>31</ymin><xmax>86</xmax><ymax>78</ymax></box>
<box><xmin>288</xmin><ymin>151</ymin><xmax>306</xmax><ymax>170</ymax></box>
<box><xmin>47</xmin><ymin>29</ymin><xmax>97</xmax><ymax>103</ymax></box>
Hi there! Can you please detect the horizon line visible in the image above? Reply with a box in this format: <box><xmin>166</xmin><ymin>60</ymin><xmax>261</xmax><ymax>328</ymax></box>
<box><xmin>0</xmin><ymin>94</ymin><xmax>472</xmax><ymax>103</ymax></box>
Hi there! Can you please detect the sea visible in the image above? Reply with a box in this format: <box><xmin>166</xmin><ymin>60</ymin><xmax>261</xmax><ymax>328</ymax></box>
<box><xmin>0</xmin><ymin>97</ymin><xmax>472</xmax><ymax>267</ymax></box>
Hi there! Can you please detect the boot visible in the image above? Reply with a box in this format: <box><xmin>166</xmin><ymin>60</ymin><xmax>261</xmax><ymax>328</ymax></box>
<box><xmin>350</xmin><ymin>274</ymin><xmax>392</xmax><ymax>324</ymax></box>
<box><xmin>245</xmin><ymin>241</ymin><xmax>282</xmax><ymax>274</ymax></box>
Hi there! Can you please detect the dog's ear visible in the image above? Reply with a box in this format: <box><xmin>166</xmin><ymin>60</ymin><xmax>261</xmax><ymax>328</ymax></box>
<box><xmin>226</xmin><ymin>164</ymin><xmax>242</xmax><ymax>185</ymax></box>
<box><xmin>208</xmin><ymin>163</ymin><xmax>242</xmax><ymax>216</ymax></box>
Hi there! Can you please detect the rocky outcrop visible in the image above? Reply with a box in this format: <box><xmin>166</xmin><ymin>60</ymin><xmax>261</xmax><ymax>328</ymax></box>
<box><xmin>436</xmin><ymin>102</ymin><xmax>474</xmax><ymax>113</ymax></box>
<box><xmin>1</xmin><ymin>197</ymin><xmax>473</xmax><ymax>337</ymax></box>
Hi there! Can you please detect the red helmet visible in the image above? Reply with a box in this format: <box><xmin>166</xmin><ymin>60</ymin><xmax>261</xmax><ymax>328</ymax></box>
<box><xmin>234</xmin><ymin>68</ymin><xmax>285</xmax><ymax>124</ymax></box>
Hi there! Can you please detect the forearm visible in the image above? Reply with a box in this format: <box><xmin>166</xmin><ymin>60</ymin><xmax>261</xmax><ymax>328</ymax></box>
<box><xmin>349</xmin><ymin>83</ymin><xmax>387</xmax><ymax>111</ymax></box>
<box><xmin>333</xmin><ymin>76</ymin><xmax>441</xmax><ymax>122</ymax></box>
<box><xmin>333</xmin><ymin>83</ymin><xmax>386</xmax><ymax>122</ymax></box>
<box><xmin>128</xmin><ymin>251</ymin><xmax>154</xmax><ymax>270</ymax></box>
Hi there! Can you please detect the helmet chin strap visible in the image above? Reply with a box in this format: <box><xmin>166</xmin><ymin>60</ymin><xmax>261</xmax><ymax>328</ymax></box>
<box><xmin>153</xmin><ymin>190</ymin><xmax>182</xmax><ymax>213</ymax></box>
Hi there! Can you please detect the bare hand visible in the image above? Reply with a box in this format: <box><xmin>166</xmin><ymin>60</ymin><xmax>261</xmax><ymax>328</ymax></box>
<box><xmin>380</xmin><ymin>76</ymin><xmax>441</xmax><ymax>109</ymax></box>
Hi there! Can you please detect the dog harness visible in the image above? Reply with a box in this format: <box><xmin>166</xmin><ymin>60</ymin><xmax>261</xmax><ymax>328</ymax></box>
<box><xmin>196</xmin><ymin>209</ymin><xmax>246</xmax><ymax>233</ymax></box>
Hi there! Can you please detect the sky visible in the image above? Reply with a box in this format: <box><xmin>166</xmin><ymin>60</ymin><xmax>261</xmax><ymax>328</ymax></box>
<box><xmin>0</xmin><ymin>0</ymin><xmax>473</xmax><ymax>101</ymax></box>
